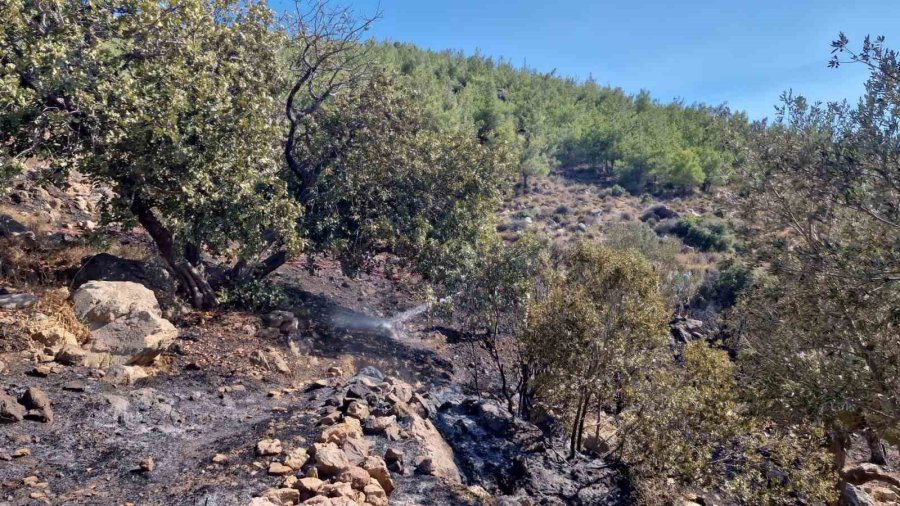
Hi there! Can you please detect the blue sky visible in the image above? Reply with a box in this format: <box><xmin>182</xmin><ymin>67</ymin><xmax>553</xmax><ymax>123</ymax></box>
<box><xmin>275</xmin><ymin>0</ymin><xmax>900</xmax><ymax>120</ymax></box>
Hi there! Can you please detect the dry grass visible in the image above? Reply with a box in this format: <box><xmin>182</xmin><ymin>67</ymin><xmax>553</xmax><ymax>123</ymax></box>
<box><xmin>30</xmin><ymin>287</ymin><xmax>91</xmax><ymax>344</ymax></box>
<box><xmin>107</xmin><ymin>241</ymin><xmax>154</xmax><ymax>261</ymax></box>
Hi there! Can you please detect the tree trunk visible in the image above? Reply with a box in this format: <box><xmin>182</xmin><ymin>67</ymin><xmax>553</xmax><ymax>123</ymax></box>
<box><xmin>130</xmin><ymin>195</ymin><xmax>216</xmax><ymax>309</ymax></box>
<box><xmin>575</xmin><ymin>391</ymin><xmax>592</xmax><ymax>453</ymax></box>
<box><xmin>865</xmin><ymin>427</ymin><xmax>888</xmax><ymax>466</ymax></box>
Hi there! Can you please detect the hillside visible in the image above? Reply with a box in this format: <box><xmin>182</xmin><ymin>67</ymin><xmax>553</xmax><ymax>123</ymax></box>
<box><xmin>1</xmin><ymin>2</ymin><xmax>899</xmax><ymax>506</ymax></box>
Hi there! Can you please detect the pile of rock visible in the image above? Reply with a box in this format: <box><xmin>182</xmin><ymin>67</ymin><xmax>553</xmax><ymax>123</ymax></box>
<box><xmin>250</xmin><ymin>368</ymin><xmax>459</xmax><ymax>506</ymax></box>
<box><xmin>258</xmin><ymin>310</ymin><xmax>301</xmax><ymax>339</ymax></box>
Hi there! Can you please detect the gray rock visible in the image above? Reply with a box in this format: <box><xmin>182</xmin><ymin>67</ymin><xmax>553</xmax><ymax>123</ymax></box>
<box><xmin>73</xmin><ymin>281</ymin><xmax>177</xmax><ymax>365</ymax></box>
<box><xmin>0</xmin><ymin>293</ymin><xmax>37</xmax><ymax>310</ymax></box>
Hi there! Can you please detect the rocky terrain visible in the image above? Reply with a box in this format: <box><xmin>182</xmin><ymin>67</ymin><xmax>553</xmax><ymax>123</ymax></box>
<box><xmin>1</xmin><ymin>166</ymin><xmax>897</xmax><ymax>506</ymax></box>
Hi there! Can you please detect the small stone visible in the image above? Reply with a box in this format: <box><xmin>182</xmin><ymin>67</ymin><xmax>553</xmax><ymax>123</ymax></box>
<box><xmin>257</xmin><ymin>438</ymin><xmax>283</xmax><ymax>456</ymax></box>
<box><xmin>295</xmin><ymin>477</ymin><xmax>323</xmax><ymax>500</ymax></box>
<box><xmin>284</xmin><ymin>448</ymin><xmax>308</xmax><ymax>470</ymax></box>
<box><xmin>342</xmin><ymin>437</ymin><xmax>371</xmax><ymax>465</ymax></box>
<box><xmin>20</xmin><ymin>387</ymin><xmax>53</xmax><ymax>423</ymax></box>
<box><xmin>212</xmin><ymin>453</ymin><xmax>228</xmax><ymax>464</ymax></box>
<box><xmin>336</xmin><ymin>466</ymin><xmax>372</xmax><ymax>490</ymax></box>
<box><xmin>263</xmin><ymin>487</ymin><xmax>300</xmax><ymax>505</ymax></box>
<box><xmin>13</xmin><ymin>448</ymin><xmax>31</xmax><ymax>458</ymax></box>
<box><xmin>29</xmin><ymin>365</ymin><xmax>53</xmax><ymax>377</ymax></box>
<box><xmin>317</xmin><ymin>418</ymin><xmax>363</xmax><ymax>445</ymax></box>
<box><xmin>345</xmin><ymin>401</ymin><xmax>369</xmax><ymax>420</ymax></box>
<box><xmin>268</xmin><ymin>462</ymin><xmax>293</xmax><ymax>476</ymax></box>
<box><xmin>63</xmin><ymin>382</ymin><xmax>86</xmax><ymax>392</ymax></box>
<box><xmin>364</xmin><ymin>415</ymin><xmax>397</xmax><ymax>435</ymax></box>
<box><xmin>23</xmin><ymin>475</ymin><xmax>40</xmax><ymax>487</ymax></box>
<box><xmin>325</xmin><ymin>366</ymin><xmax>343</xmax><ymax>378</ymax></box>
<box><xmin>139</xmin><ymin>457</ymin><xmax>154</xmax><ymax>473</ymax></box>
<box><xmin>319</xmin><ymin>411</ymin><xmax>342</xmax><ymax>426</ymax></box>
<box><xmin>314</xmin><ymin>443</ymin><xmax>350</xmax><ymax>476</ymax></box>
<box><xmin>362</xmin><ymin>456</ymin><xmax>394</xmax><ymax>494</ymax></box>
<box><xmin>364</xmin><ymin>481</ymin><xmax>389</xmax><ymax>506</ymax></box>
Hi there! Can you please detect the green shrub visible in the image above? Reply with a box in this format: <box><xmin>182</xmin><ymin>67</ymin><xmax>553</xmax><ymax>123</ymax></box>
<box><xmin>609</xmin><ymin>184</ymin><xmax>627</xmax><ymax>197</ymax></box>
<box><xmin>695</xmin><ymin>260</ymin><xmax>752</xmax><ymax>310</ymax></box>
<box><xmin>658</xmin><ymin>216</ymin><xmax>731</xmax><ymax>252</ymax></box>
<box><xmin>216</xmin><ymin>280</ymin><xmax>286</xmax><ymax>312</ymax></box>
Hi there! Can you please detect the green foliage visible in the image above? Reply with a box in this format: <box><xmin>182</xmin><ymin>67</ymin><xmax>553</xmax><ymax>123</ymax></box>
<box><xmin>294</xmin><ymin>74</ymin><xmax>515</xmax><ymax>281</ymax></box>
<box><xmin>603</xmin><ymin>221</ymin><xmax>700</xmax><ymax>307</ymax></box>
<box><xmin>521</xmin><ymin>243</ymin><xmax>669</xmax><ymax>453</ymax></box>
<box><xmin>216</xmin><ymin>279</ymin><xmax>286</xmax><ymax>312</ymax></box>
<box><xmin>625</xmin><ymin>341</ymin><xmax>837</xmax><ymax>505</ymax></box>
<box><xmin>1</xmin><ymin>0</ymin><xmax>302</xmax><ymax>306</ymax></box>
<box><xmin>371</xmin><ymin>43</ymin><xmax>745</xmax><ymax>193</ymax></box>
<box><xmin>657</xmin><ymin>216</ymin><xmax>732</xmax><ymax>252</ymax></box>
<box><xmin>694</xmin><ymin>259</ymin><xmax>752</xmax><ymax>311</ymax></box>
<box><xmin>731</xmin><ymin>34</ymin><xmax>900</xmax><ymax>466</ymax></box>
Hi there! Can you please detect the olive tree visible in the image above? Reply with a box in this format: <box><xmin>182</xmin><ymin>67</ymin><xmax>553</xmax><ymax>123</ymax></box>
<box><xmin>731</xmin><ymin>34</ymin><xmax>900</xmax><ymax>484</ymax></box>
<box><xmin>1</xmin><ymin>0</ymin><xmax>301</xmax><ymax>308</ymax></box>
<box><xmin>287</xmin><ymin>72</ymin><xmax>515</xmax><ymax>281</ymax></box>
<box><xmin>521</xmin><ymin>243</ymin><xmax>669</xmax><ymax>456</ymax></box>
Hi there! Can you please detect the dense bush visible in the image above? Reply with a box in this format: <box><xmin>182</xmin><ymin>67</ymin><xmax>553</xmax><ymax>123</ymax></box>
<box><xmin>657</xmin><ymin>216</ymin><xmax>732</xmax><ymax>252</ymax></box>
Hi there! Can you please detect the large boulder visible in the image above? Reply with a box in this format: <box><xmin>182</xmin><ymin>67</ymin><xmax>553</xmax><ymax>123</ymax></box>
<box><xmin>72</xmin><ymin>281</ymin><xmax>176</xmax><ymax>366</ymax></box>
<box><xmin>71</xmin><ymin>253</ymin><xmax>177</xmax><ymax>308</ymax></box>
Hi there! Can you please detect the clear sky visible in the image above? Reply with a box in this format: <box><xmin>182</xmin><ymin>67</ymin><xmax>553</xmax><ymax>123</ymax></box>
<box><xmin>274</xmin><ymin>0</ymin><xmax>900</xmax><ymax>120</ymax></box>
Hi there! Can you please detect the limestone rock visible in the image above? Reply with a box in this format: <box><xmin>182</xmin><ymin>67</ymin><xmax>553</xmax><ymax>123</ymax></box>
<box><xmin>314</xmin><ymin>443</ymin><xmax>350</xmax><ymax>476</ymax></box>
<box><xmin>269</xmin><ymin>462</ymin><xmax>294</xmax><ymax>476</ymax></box>
<box><xmin>341</xmin><ymin>437</ymin><xmax>371</xmax><ymax>466</ymax></box>
<box><xmin>71</xmin><ymin>253</ymin><xmax>176</xmax><ymax>308</ymax></box>
<box><xmin>294</xmin><ymin>477</ymin><xmax>324</xmax><ymax>500</ymax></box>
<box><xmin>87</xmin><ymin>310</ymin><xmax>176</xmax><ymax>365</ymax></box>
<box><xmin>364</xmin><ymin>415</ymin><xmax>396</xmax><ymax>435</ymax></box>
<box><xmin>73</xmin><ymin>281</ymin><xmax>163</xmax><ymax>325</ymax></box>
<box><xmin>20</xmin><ymin>388</ymin><xmax>52</xmax><ymax>424</ymax></box>
<box><xmin>361</xmin><ymin>456</ymin><xmax>394</xmax><ymax>495</ymax></box>
<box><xmin>263</xmin><ymin>487</ymin><xmax>300</xmax><ymax>506</ymax></box>
<box><xmin>317</xmin><ymin>418</ymin><xmax>363</xmax><ymax>445</ymax></box>
<box><xmin>345</xmin><ymin>400</ymin><xmax>369</xmax><ymax>420</ymax></box>
<box><xmin>72</xmin><ymin>281</ymin><xmax>176</xmax><ymax>365</ymax></box>
<box><xmin>248</xmin><ymin>498</ymin><xmax>280</xmax><ymax>506</ymax></box>
<box><xmin>364</xmin><ymin>481</ymin><xmax>388</xmax><ymax>506</ymax></box>
<box><xmin>284</xmin><ymin>448</ymin><xmax>309</xmax><ymax>470</ymax></box>
<box><xmin>104</xmin><ymin>365</ymin><xmax>148</xmax><ymax>386</ymax></box>
<box><xmin>257</xmin><ymin>438</ymin><xmax>284</xmax><ymax>456</ymax></box>
<box><xmin>336</xmin><ymin>466</ymin><xmax>371</xmax><ymax>490</ymax></box>
<box><xmin>409</xmin><ymin>415</ymin><xmax>460</xmax><ymax>483</ymax></box>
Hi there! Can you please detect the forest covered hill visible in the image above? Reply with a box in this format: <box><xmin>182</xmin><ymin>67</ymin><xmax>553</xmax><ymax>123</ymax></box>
<box><xmin>1</xmin><ymin>1</ymin><xmax>898</xmax><ymax>505</ymax></box>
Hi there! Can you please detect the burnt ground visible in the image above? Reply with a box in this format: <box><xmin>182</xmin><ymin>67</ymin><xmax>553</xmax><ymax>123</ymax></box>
<box><xmin>0</xmin><ymin>265</ymin><xmax>464</xmax><ymax>506</ymax></box>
